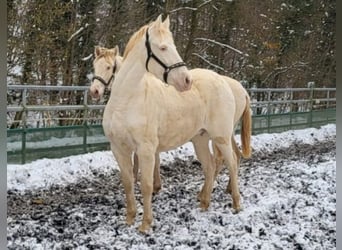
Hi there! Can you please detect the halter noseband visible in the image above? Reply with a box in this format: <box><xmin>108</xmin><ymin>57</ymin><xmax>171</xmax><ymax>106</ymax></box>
<box><xmin>145</xmin><ymin>28</ymin><xmax>186</xmax><ymax>83</ymax></box>
<box><xmin>92</xmin><ymin>62</ymin><xmax>117</xmax><ymax>87</ymax></box>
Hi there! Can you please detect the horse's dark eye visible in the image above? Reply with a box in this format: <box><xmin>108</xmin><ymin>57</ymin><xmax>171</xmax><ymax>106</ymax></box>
<box><xmin>107</xmin><ymin>66</ymin><xmax>111</xmax><ymax>70</ymax></box>
<box><xmin>160</xmin><ymin>45</ymin><xmax>167</xmax><ymax>51</ymax></box>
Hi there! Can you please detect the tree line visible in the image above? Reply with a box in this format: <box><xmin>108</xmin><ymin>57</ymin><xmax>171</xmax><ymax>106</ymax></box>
<box><xmin>6</xmin><ymin>0</ymin><xmax>336</xmax><ymax>128</ymax></box>
<box><xmin>7</xmin><ymin>0</ymin><xmax>335</xmax><ymax>89</ymax></box>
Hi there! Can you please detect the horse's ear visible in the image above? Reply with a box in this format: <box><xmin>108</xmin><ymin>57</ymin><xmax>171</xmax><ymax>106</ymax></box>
<box><xmin>163</xmin><ymin>15</ymin><xmax>170</xmax><ymax>29</ymax></box>
<box><xmin>155</xmin><ymin>14</ymin><xmax>163</xmax><ymax>26</ymax></box>
<box><xmin>151</xmin><ymin>14</ymin><xmax>163</xmax><ymax>30</ymax></box>
<box><xmin>108</xmin><ymin>48</ymin><xmax>117</xmax><ymax>59</ymax></box>
<box><xmin>94</xmin><ymin>46</ymin><xmax>102</xmax><ymax>57</ymax></box>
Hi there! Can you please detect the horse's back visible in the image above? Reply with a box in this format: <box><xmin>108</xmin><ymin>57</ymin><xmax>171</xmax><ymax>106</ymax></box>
<box><xmin>190</xmin><ymin>68</ymin><xmax>235</xmax><ymax>105</ymax></box>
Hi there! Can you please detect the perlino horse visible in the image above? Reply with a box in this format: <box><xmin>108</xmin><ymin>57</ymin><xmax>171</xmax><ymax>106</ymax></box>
<box><xmin>91</xmin><ymin>15</ymin><xmax>251</xmax><ymax>233</ymax></box>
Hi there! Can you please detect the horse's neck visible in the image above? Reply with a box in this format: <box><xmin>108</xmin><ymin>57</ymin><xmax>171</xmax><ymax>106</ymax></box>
<box><xmin>110</xmin><ymin>52</ymin><xmax>147</xmax><ymax>100</ymax></box>
<box><xmin>115</xmin><ymin>56</ymin><xmax>123</xmax><ymax>73</ymax></box>
<box><xmin>116</xmin><ymin>60</ymin><xmax>146</xmax><ymax>89</ymax></box>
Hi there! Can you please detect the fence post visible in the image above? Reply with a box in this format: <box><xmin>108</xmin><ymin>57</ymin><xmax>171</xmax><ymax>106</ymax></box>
<box><xmin>21</xmin><ymin>88</ymin><xmax>27</xmax><ymax>164</ymax></box>
<box><xmin>22</xmin><ymin>128</ymin><xmax>26</xmax><ymax>164</ymax></box>
<box><xmin>83</xmin><ymin>89</ymin><xmax>88</xmax><ymax>153</ymax></box>
<box><xmin>308</xmin><ymin>82</ymin><xmax>315</xmax><ymax>127</ymax></box>
<box><xmin>267</xmin><ymin>89</ymin><xmax>271</xmax><ymax>133</ymax></box>
<box><xmin>290</xmin><ymin>89</ymin><xmax>293</xmax><ymax>130</ymax></box>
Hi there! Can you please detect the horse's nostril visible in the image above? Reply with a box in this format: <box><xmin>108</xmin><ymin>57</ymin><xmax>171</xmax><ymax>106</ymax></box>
<box><xmin>90</xmin><ymin>88</ymin><xmax>99</xmax><ymax>99</ymax></box>
<box><xmin>185</xmin><ymin>76</ymin><xmax>191</xmax><ymax>85</ymax></box>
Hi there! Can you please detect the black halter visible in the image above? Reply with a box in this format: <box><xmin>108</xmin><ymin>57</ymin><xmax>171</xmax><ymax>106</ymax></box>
<box><xmin>145</xmin><ymin>28</ymin><xmax>186</xmax><ymax>83</ymax></box>
<box><xmin>92</xmin><ymin>62</ymin><xmax>117</xmax><ymax>87</ymax></box>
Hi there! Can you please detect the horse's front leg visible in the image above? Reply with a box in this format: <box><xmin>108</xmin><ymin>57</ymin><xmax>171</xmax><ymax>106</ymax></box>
<box><xmin>132</xmin><ymin>152</ymin><xmax>162</xmax><ymax>194</ymax></box>
<box><xmin>111</xmin><ymin>145</ymin><xmax>136</xmax><ymax>225</ymax></box>
<box><xmin>137</xmin><ymin>145</ymin><xmax>156</xmax><ymax>233</ymax></box>
<box><xmin>153</xmin><ymin>153</ymin><xmax>161</xmax><ymax>194</ymax></box>
<box><xmin>192</xmin><ymin>133</ymin><xmax>215</xmax><ymax>211</ymax></box>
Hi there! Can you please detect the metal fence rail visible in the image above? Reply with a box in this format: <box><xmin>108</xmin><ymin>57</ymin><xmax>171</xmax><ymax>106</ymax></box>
<box><xmin>247</xmin><ymin>87</ymin><xmax>336</xmax><ymax>134</ymax></box>
<box><xmin>7</xmin><ymin>85</ymin><xmax>336</xmax><ymax>164</ymax></box>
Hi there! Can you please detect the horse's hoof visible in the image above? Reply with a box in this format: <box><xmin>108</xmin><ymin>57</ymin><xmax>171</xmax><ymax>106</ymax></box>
<box><xmin>138</xmin><ymin>223</ymin><xmax>151</xmax><ymax>234</ymax></box>
<box><xmin>232</xmin><ymin>206</ymin><xmax>242</xmax><ymax>214</ymax></box>
<box><xmin>200</xmin><ymin>200</ymin><xmax>210</xmax><ymax>211</ymax></box>
<box><xmin>225</xmin><ymin>183</ymin><xmax>233</xmax><ymax>194</ymax></box>
<box><xmin>126</xmin><ymin>211</ymin><xmax>136</xmax><ymax>225</ymax></box>
<box><xmin>153</xmin><ymin>185</ymin><xmax>161</xmax><ymax>194</ymax></box>
<box><xmin>126</xmin><ymin>217</ymin><xmax>135</xmax><ymax>226</ymax></box>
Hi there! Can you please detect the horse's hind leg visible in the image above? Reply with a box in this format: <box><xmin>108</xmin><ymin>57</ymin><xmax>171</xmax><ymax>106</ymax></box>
<box><xmin>133</xmin><ymin>153</ymin><xmax>139</xmax><ymax>183</ymax></box>
<box><xmin>226</xmin><ymin>136</ymin><xmax>241</xmax><ymax>194</ymax></box>
<box><xmin>213</xmin><ymin>137</ymin><xmax>241</xmax><ymax>213</ymax></box>
<box><xmin>214</xmin><ymin>135</ymin><xmax>241</xmax><ymax>178</ymax></box>
<box><xmin>111</xmin><ymin>145</ymin><xmax>136</xmax><ymax>225</ymax></box>
<box><xmin>213</xmin><ymin>142</ymin><xmax>224</xmax><ymax>179</ymax></box>
<box><xmin>192</xmin><ymin>133</ymin><xmax>215</xmax><ymax>211</ymax></box>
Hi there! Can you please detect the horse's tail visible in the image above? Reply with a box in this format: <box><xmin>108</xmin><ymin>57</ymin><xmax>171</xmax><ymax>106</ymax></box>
<box><xmin>240</xmin><ymin>95</ymin><xmax>252</xmax><ymax>158</ymax></box>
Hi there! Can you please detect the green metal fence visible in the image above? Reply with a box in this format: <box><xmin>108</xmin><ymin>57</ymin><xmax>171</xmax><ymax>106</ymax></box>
<box><xmin>246</xmin><ymin>87</ymin><xmax>336</xmax><ymax>134</ymax></box>
<box><xmin>7</xmin><ymin>85</ymin><xmax>336</xmax><ymax>164</ymax></box>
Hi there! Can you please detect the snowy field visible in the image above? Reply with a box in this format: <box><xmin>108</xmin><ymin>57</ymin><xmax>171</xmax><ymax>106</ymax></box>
<box><xmin>7</xmin><ymin>124</ymin><xmax>336</xmax><ymax>249</ymax></box>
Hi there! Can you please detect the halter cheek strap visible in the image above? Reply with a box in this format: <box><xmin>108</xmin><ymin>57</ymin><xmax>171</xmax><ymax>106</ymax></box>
<box><xmin>91</xmin><ymin>62</ymin><xmax>117</xmax><ymax>87</ymax></box>
<box><xmin>145</xmin><ymin>28</ymin><xmax>186</xmax><ymax>83</ymax></box>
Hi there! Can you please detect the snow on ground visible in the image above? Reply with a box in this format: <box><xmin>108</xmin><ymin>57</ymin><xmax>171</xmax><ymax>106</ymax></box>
<box><xmin>7</xmin><ymin>124</ymin><xmax>336</xmax><ymax>192</ymax></box>
<box><xmin>7</xmin><ymin>124</ymin><xmax>336</xmax><ymax>249</ymax></box>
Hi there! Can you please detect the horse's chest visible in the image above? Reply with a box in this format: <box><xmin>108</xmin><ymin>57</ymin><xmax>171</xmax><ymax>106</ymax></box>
<box><xmin>105</xmin><ymin>109</ymin><xmax>153</xmax><ymax>141</ymax></box>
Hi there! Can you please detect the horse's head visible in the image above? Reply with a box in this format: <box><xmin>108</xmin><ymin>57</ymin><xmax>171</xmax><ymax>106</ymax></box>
<box><xmin>90</xmin><ymin>45</ymin><xmax>122</xmax><ymax>100</ymax></box>
<box><xmin>124</xmin><ymin>15</ymin><xmax>192</xmax><ymax>92</ymax></box>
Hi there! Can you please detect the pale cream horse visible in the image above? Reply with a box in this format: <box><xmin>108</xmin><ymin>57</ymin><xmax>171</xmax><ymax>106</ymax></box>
<box><xmin>90</xmin><ymin>47</ymin><xmax>251</xmax><ymax>200</ymax></box>
<box><xmin>90</xmin><ymin>45</ymin><xmax>123</xmax><ymax>99</ymax></box>
<box><xmin>92</xmin><ymin>15</ymin><xmax>251</xmax><ymax>233</ymax></box>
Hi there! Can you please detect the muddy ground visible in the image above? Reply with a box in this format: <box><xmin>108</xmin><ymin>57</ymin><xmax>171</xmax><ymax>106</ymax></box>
<box><xmin>7</xmin><ymin>138</ymin><xmax>336</xmax><ymax>250</ymax></box>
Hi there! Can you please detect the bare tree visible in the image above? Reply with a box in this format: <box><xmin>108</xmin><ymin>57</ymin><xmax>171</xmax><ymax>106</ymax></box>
<box><xmin>7</xmin><ymin>0</ymin><xmax>336</xmax><ymax>127</ymax></box>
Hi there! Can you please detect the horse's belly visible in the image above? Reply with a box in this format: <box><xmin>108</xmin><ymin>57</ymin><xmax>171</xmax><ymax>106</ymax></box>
<box><xmin>157</xmin><ymin>123</ymin><xmax>202</xmax><ymax>152</ymax></box>
<box><xmin>157</xmin><ymin>135</ymin><xmax>195</xmax><ymax>152</ymax></box>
